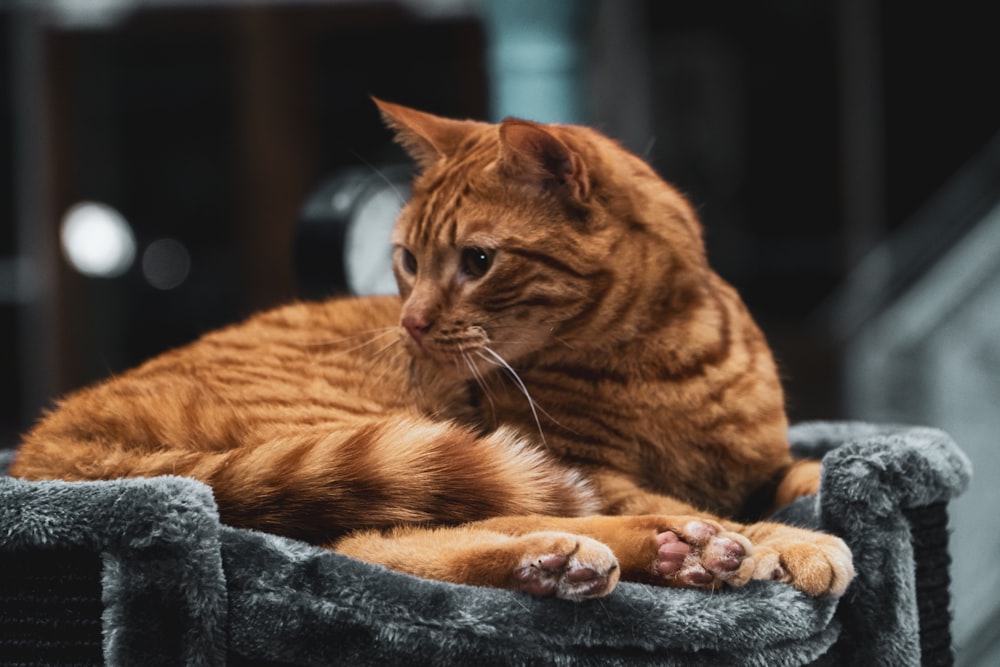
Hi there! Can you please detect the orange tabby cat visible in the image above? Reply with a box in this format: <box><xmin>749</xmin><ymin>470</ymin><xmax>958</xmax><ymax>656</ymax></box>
<box><xmin>10</xmin><ymin>99</ymin><xmax>852</xmax><ymax>601</ymax></box>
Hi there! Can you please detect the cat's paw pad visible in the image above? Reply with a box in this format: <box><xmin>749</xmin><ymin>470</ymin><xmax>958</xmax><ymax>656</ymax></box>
<box><xmin>513</xmin><ymin>532</ymin><xmax>620</xmax><ymax>600</ymax></box>
<box><xmin>753</xmin><ymin>534</ymin><xmax>854</xmax><ymax>597</ymax></box>
<box><xmin>655</xmin><ymin>520</ymin><xmax>753</xmax><ymax>589</ymax></box>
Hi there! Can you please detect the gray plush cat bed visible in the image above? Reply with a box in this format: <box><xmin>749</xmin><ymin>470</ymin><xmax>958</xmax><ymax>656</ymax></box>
<box><xmin>0</xmin><ymin>422</ymin><xmax>970</xmax><ymax>666</ymax></box>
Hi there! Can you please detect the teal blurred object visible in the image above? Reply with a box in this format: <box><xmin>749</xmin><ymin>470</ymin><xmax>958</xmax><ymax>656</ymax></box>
<box><xmin>479</xmin><ymin>0</ymin><xmax>594</xmax><ymax>124</ymax></box>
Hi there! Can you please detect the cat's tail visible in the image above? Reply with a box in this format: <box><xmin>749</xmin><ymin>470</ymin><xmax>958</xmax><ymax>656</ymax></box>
<box><xmin>213</xmin><ymin>419</ymin><xmax>605</xmax><ymax>543</ymax></box>
<box><xmin>12</xmin><ymin>416</ymin><xmax>600</xmax><ymax>544</ymax></box>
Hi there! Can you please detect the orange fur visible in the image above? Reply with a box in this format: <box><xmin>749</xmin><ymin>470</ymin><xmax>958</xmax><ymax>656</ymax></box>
<box><xmin>10</xmin><ymin>100</ymin><xmax>852</xmax><ymax>599</ymax></box>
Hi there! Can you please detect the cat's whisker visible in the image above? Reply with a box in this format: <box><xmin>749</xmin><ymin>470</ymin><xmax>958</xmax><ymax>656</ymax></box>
<box><xmin>365</xmin><ymin>343</ymin><xmax>407</xmax><ymax>390</ymax></box>
<box><xmin>460</xmin><ymin>344</ymin><xmax>497</xmax><ymax>424</ymax></box>
<box><xmin>509</xmin><ymin>594</ymin><xmax>531</xmax><ymax>613</ymax></box>
<box><xmin>364</xmin><ymin>336</ymin><xmax>404</xmax><ymax>364</ymax></box>
<box><xmin>476</xmin><ymin>348</ymin><xmax>581</xmax><ymax>437</ymax></box>
<box><xmin>477</xmin><ymin>347</ymin><xmax>546</xmax><ymax>446</ymax></box>
<box><xmin>307</xmin><ymin>329</ymin><xmax>404</xmax><ymax>390</ymax></box>
<box><xmin>448</xmin><ymin>348</ymin><xmax>466</xmax><ymax>375</ymax></box>
<box><xmin>300</xmin><ymin>327</ymin><xmax>400</xmax><ymax>351</ymax></box>
<box><xmin>352</xmin><ymin>150</ymin><xmax>409</xmax><ymax>206</ymax></box>
<box><xmin>549</xmin><ymin>333</ymin><xmax>575</xmax><ymax>350</ymax></box>
<box><xmin>302</xmin><ymin>325</ymin><xmax>398</xmax><ymax>344</ymax></box>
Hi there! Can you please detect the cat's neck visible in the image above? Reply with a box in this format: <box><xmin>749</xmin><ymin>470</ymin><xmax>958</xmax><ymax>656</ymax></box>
<box><xmin>542</xmin><ymin>266</ymin><xmax>722</xmax><ymax>374</ymax></box>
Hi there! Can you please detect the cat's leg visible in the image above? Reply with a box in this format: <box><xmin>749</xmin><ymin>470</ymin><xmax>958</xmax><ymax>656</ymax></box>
<box><xmin>332</xmin><ymin>523</ymin><xmax>621</xmax><ymax>600</ymax></box>
<box><xmin>471</xmin><ymin>514</ymin><xmax>755</xmax><ymax>591</ymax></box>
<box><xmin>333</xmin><ymin>514</ymin><xmax>751</xmax><ymax>597</ymax></box>
<box><xmin>730</xmin><ymin>520</ymin><xmax>853</xmax><ymax>597</ymax></box>
<box><xmin>589</xmin><ymin>472</ymin><xmax>854</xmax><ymax>597</ymax></box>
<box><xmin>772</xmin><ymin>458</ymin><xmax>822</xmax><ymax>509</ymax></box>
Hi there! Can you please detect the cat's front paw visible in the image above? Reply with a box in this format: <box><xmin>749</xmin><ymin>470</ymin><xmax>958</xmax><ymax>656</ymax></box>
<box><xmin>654</xmin><ymin>519</ymin><xmax>754</xmax><ymax>589</ymax></box>
<box><xmin>512</xmin><ymin>532</ymin><xmax>620</xmax><ymax>600</ymax></box>
<box><xmin>752</xmin><ymin>532</ymin><xmax>854</xmax><ymax>597</ymax></box>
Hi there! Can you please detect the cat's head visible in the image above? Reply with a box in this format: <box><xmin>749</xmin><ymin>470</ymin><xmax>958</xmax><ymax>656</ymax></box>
<box><xmin>376</xmin><ymin>98</ymin><xmax>707</xmax><ymax>377</ymax></box>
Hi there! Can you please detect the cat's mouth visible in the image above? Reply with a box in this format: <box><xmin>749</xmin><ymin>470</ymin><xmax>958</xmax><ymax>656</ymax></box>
<box><xmin>401</xmin><ymin>324</ymin><xmax>507</xmax><ymax>380</ymax></box>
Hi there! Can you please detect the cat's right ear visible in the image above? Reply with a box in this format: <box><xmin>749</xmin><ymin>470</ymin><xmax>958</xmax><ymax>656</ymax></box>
<box><xmin>373</xmin><ymin>97</ymin><xmax>478</xmax><ymax>171</ymax></box>
<box><xmin>498</xmin><ymin>119</ymin><xmax>590</xmax><ymax>204</ymax></box>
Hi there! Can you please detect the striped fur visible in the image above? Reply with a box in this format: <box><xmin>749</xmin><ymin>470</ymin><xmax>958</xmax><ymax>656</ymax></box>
<box><xmin>10</xmin><ymin>101</ymin><xmax>853</xmax><ymax>599</ymax></box>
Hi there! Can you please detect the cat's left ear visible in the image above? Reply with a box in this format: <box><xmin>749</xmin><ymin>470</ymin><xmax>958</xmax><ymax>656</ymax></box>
<box><xmin>499</xmin><ymin>119</ymin><xmax>590</xmax><ymax>203</ymax></box>
<box><xmin>373</xmin><ymin>97</ymin><xmax>481</xmax><ymax>171</ymax></box>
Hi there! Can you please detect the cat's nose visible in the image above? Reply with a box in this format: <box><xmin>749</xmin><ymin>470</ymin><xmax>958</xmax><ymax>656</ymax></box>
<box><xmin>402</xmin><ymin>315</ymin><xmax>432</xmax><ymax>344</ymax></box>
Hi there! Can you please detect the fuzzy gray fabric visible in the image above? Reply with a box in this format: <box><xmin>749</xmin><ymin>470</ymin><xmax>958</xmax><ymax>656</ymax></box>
<box><xmin>0</xmin><ymin>422</ymin><xmax>971</xmax><ymax>666</ymax></box>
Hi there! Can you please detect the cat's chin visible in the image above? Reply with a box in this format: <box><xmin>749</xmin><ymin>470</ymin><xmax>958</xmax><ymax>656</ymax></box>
<box><xmin>403</xmin><ymin>341</ymin><xmax>462</xmax><ymax>373</ymax></box>
<box><xmin>406</xmin><ymin>344</ymin><xmax>510</xmax><ymax>383</ymax></box>
<box><xmin>416</xmin><ymin>352</ymin><xmax>492</xmax><ymax>381</ymax></box>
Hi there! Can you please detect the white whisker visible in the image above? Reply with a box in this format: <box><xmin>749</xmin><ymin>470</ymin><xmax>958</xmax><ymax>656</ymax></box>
<box><xmin>370</xmin><ymin>336</ymin><xmax>403</xmax><ymax>359</ymax></box>
<box><xmin>352</xmin><ymin>151</ymin><xmax>409</xmax><ymax>206</ymax></box>
<box><xmin>460</xmin><ymin>344</ymin><xmax>497</xmax><ymax>424</ymax></box>
<box><xmin>478</xmin><ymin>347</ymin><xmax>546</xmax><ymax>445</ymax></box>
<box><xmin>477</xmin><ymin>346</ymin><xmax>581</xmax><ymax>437</ymax></box>
<box><xmin>364</xmin><ymin>342</ymin><xmax>407</xmax><ymax>389</ymax></box>
<box><xmin>300</xmin><ymin>327</ymin><xmax>399</xmax><ymax>351</ymax></box>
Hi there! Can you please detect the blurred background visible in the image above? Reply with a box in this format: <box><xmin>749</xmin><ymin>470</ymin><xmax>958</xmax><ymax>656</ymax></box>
<box><xmin>1</xmin><ymin>0</ymin><xmax>997</xmax><ymax>662</ymax></box>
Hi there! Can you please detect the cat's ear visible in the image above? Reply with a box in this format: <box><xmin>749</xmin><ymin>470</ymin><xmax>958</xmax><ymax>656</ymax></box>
<box><xmin>373</xmin><ymin>97</ymin><xmax>478</xmax><ymax>170</ymax></box>
<box><xmin>499</xmin><ymin>119</ymin><xmax>590</xmax><ymax>202</ymax></box>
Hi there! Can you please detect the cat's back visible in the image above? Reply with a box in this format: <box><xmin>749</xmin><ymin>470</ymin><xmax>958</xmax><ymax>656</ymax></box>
<box><xmin>11</xmin><ymin>295</ymin><xmax>408</xmax><ymax>480</ymax></box>
<box><xmin>100</xmin><ymin>294</ymin><xmax>406</xmax><ymax>401</ymax></box>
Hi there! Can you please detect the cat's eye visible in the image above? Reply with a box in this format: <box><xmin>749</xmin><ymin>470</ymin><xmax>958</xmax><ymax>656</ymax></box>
<box><xmin>461</xmin><ymin>247</ymin><xmax>493</xmax><ymax>279</ymax></box>
<box><xmin>401</xmin><ymin>248</ymin><xmax>418</xmax><ymax>275</ymax></box>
